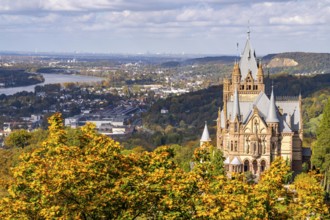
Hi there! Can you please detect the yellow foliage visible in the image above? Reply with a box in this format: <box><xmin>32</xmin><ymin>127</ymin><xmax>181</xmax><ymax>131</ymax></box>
<box><xmin>0</xmin><ymin>116</ymin><xmax>328</xmax><ymax>219</ymax></box>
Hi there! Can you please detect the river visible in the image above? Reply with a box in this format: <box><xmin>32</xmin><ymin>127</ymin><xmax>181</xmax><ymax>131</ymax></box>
<box><xmin>0</xmin><ymin>73</ymin><xmax>104</xmax><ymax>95</ymax></box>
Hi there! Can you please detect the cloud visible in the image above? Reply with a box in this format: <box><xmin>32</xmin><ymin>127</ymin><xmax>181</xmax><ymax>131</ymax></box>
<box><xmin>0</xmin><ymin>0</ymin><xmax>329</xmax><ymax>53</ymax></box>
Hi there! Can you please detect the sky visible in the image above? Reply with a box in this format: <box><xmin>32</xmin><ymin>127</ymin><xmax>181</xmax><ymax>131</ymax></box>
<box><xmin>0</xmin><ymin>0</ymin><xmax>329</xmax><ymax>55</ymax></box>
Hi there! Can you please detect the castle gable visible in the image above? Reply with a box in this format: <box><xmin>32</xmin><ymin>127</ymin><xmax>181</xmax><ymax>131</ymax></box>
<box><xmin>277</xmin><ymin>100</ymin><xmax>301</xmax><ymax>131</ymax></box>
<box><xmin>243</xmin><ymin>107</ymin><xmax>268</xmax><ymax>134</ymax></box>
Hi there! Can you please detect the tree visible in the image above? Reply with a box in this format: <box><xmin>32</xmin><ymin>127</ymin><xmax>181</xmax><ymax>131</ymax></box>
<box><xmin>0</xmin><ymin>113</ymin><xmax>198</xmax><ymax>219</ymax></box>
<box><xmin>289</xmin><ymin>172</ymin><xmax>329</xmax><ymax>219</ymax></box>
<box><xmin>312</xmin><ymin>98</ymin><xmax>330</xmax><ymax>192</ymax></box>
<box><xmin>255</xmin><ymin>157</ymin><xmax>292</xmax><ymax>219</ymax></box>
<box><xmin>1</xmin><ymin>113</ymin><xmax>325</xmax><ymax>219</ymax></box>
<box><xmin>4</xmin><ymin>129</ymin><xmax>32</xmax><ymax>149</ymax></box>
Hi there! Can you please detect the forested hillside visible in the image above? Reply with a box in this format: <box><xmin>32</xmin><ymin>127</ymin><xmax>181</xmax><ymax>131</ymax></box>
<box><xmin>135</xmin><ymin>73</ymin><xmax>330</xmax><ymax>151</ymax></box>
<box><xmin>264</xmin><ymin>52</ymin><xmax>330</xmax><ymax>75</ymax></box>
<box><xmin>0</xmin><ymin>68</ymin><xmax>44</xmax><ymax>87</ymax></box>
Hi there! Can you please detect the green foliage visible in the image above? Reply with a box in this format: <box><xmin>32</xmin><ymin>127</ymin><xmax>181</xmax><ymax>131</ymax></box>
<box><xmin>138</xmin><ymin>74</ymin><xmax>330</xmax><ymax>150</ymax></box>
<box><xmin>4</xmin><ymin>129</ymin><xmax>32</xmax><ymax>149</ymax></box>
<box><xmin>172</xmin><ymin>143</ymin><xmax>197</xmax><ymax>172</ymax></box>
<box><xmin>192</xmin><ymin>143</ymin><xmax>225</xmax><ymax>180</ymax></box>
<box><xmin>264</xmin><ymin>52</ymin><xmax>330</xmax><ymax>75</ymax></box>
<box><xmin>0</xmin><ymin>68</ymin><xmax>44</xmax><ymax>87</ymax></box>
<box><xmin>312</xmin><ymin>98</ymin><xmax>330</xmax><ymax>192</ymax></box>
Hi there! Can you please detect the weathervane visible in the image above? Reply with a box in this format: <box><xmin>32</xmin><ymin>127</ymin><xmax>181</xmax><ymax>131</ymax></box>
<box><xmin>236</xmin><ymin>42</ymin><xmax>240</xmax><ymax>61</ymax></box>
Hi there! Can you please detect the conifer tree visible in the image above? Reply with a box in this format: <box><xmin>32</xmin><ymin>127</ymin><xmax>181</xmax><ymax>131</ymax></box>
<box><xmin>312</xmin><ymin>98</ymin><xmax>330</xmax><ymax>192</ymax></box>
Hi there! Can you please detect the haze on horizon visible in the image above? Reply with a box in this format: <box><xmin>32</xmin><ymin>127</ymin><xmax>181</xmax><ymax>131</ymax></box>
<box><xmin>0</xmin><ymin>0</ymin><xmax>329</xmax><ymax>55</ymax></box>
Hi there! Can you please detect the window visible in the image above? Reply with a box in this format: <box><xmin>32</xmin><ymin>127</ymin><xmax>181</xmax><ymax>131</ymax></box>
<box><xmin>231</xmin><ymin>141</ymin><xmax>233</xmax><ymax>151</ymax></box>
<box><xmin>234</xmin><ymin>141</ymin><xmax>238</xmax><ymax>151</ymax></box>
<box><xmin>244</xmin><ymin>160</ymin><xmax>249</xmax><ymax>172</ymax></box>
<box><xmin>261</xmin><ymin>161</ymin><xmax>266</xmax><ymax>172</ymax></box>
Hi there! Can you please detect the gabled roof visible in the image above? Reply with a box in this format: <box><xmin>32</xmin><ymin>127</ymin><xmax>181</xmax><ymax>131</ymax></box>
<box><xmin>239</xmin><ymin>37</ymin><xmax>258</xmax><ymax>81</ymax></box>
<box><xmin>230</xmin><ymin>156</ymin><xmax>242</xmax><ymax>165</ymax></box>
<box><xmin>243</xmin><ymin>106</ymin><xmax>268</xmax><ymax>128</ymax></box>
<box><xmin>224</xmin><ymin>157</ymin><xmax>230</xmax><ymax>165</ymax></box>
<box><xmin>221</xmin><ymin>91</ymin><xmax>300</xmax><ymax>133</ymax></box>
<box><xmin>200</xmin><ymin>121</ymin><xmax>211</xmax><ymax>142</ymax></box>
<box><xmin>277</xmin><ymin>100</ymin><xmax>301</xmax><ymax>131</ymax></box>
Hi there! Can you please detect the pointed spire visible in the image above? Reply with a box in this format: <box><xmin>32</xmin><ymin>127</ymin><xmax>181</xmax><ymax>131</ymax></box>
<box><xmin>266</xmin><ymin>86</ymin><xmax>279</xmax><ymax>123</ymax></box>
<box><xmin>200</xmin><ymin>121</ymin><xmax>211</xmax><ymax>143</ymax></box>
<box><xmin>239</xmin><ymin>29</ymin><xmax>258</xmax><ymax>80</ymax></box>
<box><xmin>231</xmin><ymin>87</ymin><xmax>240</xmax><ymax>122</ymax></box>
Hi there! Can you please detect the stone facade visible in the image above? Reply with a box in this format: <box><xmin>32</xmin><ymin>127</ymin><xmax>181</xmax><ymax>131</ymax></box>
<box><xmin>216</xmin><ymin>35</ymin><xmax>303</xmax><ymax>177</ymax></box>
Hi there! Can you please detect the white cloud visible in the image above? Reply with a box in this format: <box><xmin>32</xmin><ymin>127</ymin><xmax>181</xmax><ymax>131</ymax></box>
<box><xmin>0</xmin><ymin>0</ymin><xmax>329</xmax><ymax>53</ymax></box>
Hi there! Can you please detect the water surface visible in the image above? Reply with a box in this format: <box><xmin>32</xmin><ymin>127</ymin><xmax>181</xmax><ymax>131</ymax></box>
<box><xmin>0</xmin><ymin>73</ymin><xmax>103</xmax><ymax>95</ymax></box>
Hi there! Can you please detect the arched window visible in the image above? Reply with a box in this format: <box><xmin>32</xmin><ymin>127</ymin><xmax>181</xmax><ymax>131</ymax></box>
<box><xmin>244</xmin><ymin>160</ymin><xmax>249</xmax><ymax>172</ymax></box>
<box><xmin>252</xmin><ymin>160</ymin><xmax>258</xmax><ymax>174</ymax></box>
<box><xmin>260</xmin><ymin>160</ymin><xmax>266</xmax><ymax>172</ymax></box>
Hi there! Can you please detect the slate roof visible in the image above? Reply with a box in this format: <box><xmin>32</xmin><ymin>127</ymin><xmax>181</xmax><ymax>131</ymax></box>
<box><xmin>200</xmin><ymin>121</ymin><xmax>211</xmax><ymax>142</ymax></box>
<box><xmin>231</xmin><ymin>87</ymin><xmax>241</xmax><ymax>122</ymax></box>
<box><xmin>266</xmin><ymin>88</ymin><xmax>280</xmax><ymax>123</ymax></box>
<box><xmin>239</xmin><ymin>37</ymin><xmax>258</xmax><ymax>80</ymax></box>
<box><xmin>224</xmin><ymin>157</ymin><xmax>230</xmax><ymax>165</ymax></box>
<box><xmin>231</xmin><ymin>156</ymin><xmax>242</xmax><ymax>165</ymax></box>
<box><xmin>221</xmin><ymin>91</ymin><xmax>300</xmax><ymax>133</ymax></box>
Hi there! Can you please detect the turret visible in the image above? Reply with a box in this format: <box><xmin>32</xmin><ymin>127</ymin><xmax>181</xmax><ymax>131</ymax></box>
<box><xmin>266</xmin><ymin>86</ymin><xmax>279</xmax><ymax>134</ymax></box>
<box><xmin>257</xmin><ymin>60</ymin><xmax>264</xmax><ymax>91</ymax></box>
<box><xmin>217</xmin><ymin>107</ymin><xmax>223</xmax><ymax>149</ymax></box>
<box><xmin>200</xmin><ymin>121</ymin><xmax>211</xmax><ymax>147</ymax></box>
<box><xmin>231</xmin><ymin>87</ymin><xmax>241</xmax><ymax>122</ymax></box>
<box><xmin>232</xmin><ymin>62</ymin><xmax>241</xmax><ymax>86</ymax></box>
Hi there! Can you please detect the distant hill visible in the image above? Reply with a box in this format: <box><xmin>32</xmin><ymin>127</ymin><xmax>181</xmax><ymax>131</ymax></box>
<box><xmin>183</xmin><ymin>56</ymin><xmax>237</xmax><ymax>65</ymax></box>
<box><xmin>160</xmin><ymin>52</ymin><xmax>330</xmax><ymax>76</ymax></box>
<box><xmin>263</xmin><ymin>52</ymin><xmax>330</xmax><ymax>75</ymax></box>
<box><xmin>160</xmin><ymin>56</ymin><xmax>236</xmax><ymax>67</ymax></box>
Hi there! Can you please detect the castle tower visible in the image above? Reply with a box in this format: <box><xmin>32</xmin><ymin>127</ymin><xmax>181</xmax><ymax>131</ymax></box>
<box><xmin>200</xmin><ymin>121</ymin><xmax>211</xmax><ymax>147</ymax></box>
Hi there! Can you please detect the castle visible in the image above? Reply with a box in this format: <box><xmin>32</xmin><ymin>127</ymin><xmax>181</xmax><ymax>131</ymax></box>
<box><xmin>201</xmin><ymin>33</ymin><xmax>303</xmax><ymax>176</ymax></box>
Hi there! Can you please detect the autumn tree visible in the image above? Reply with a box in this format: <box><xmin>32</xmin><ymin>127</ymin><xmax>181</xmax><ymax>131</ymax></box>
<box><xmin>0</xmin><ymin>113</ymin><xmax>324</xmax><ymax>219</ymax></box>
<box><xmin>254</xmin><ymin>157</ymin><xmax>292</xmax><ymax>219</ymax></box>
<box><xmin>4</xmin><ymin>129</ymin><xmax>32</xmax><ymax>149</ymax></box>
<box><xmin>289</xmin><ymin>172</ymin><xmax>329</xmax><ymax>219</ymax></box>
<box><xmin>0</xmin><ymin>113</ymin><xmax>198</xmax><ymax>219</ymax></box>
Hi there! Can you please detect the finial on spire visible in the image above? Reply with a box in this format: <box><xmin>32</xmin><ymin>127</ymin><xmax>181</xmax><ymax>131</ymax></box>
<box><xmin>247</xmin><ymin>20</ymin><xmax>251</xmax><ymax>39</ymax></box>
